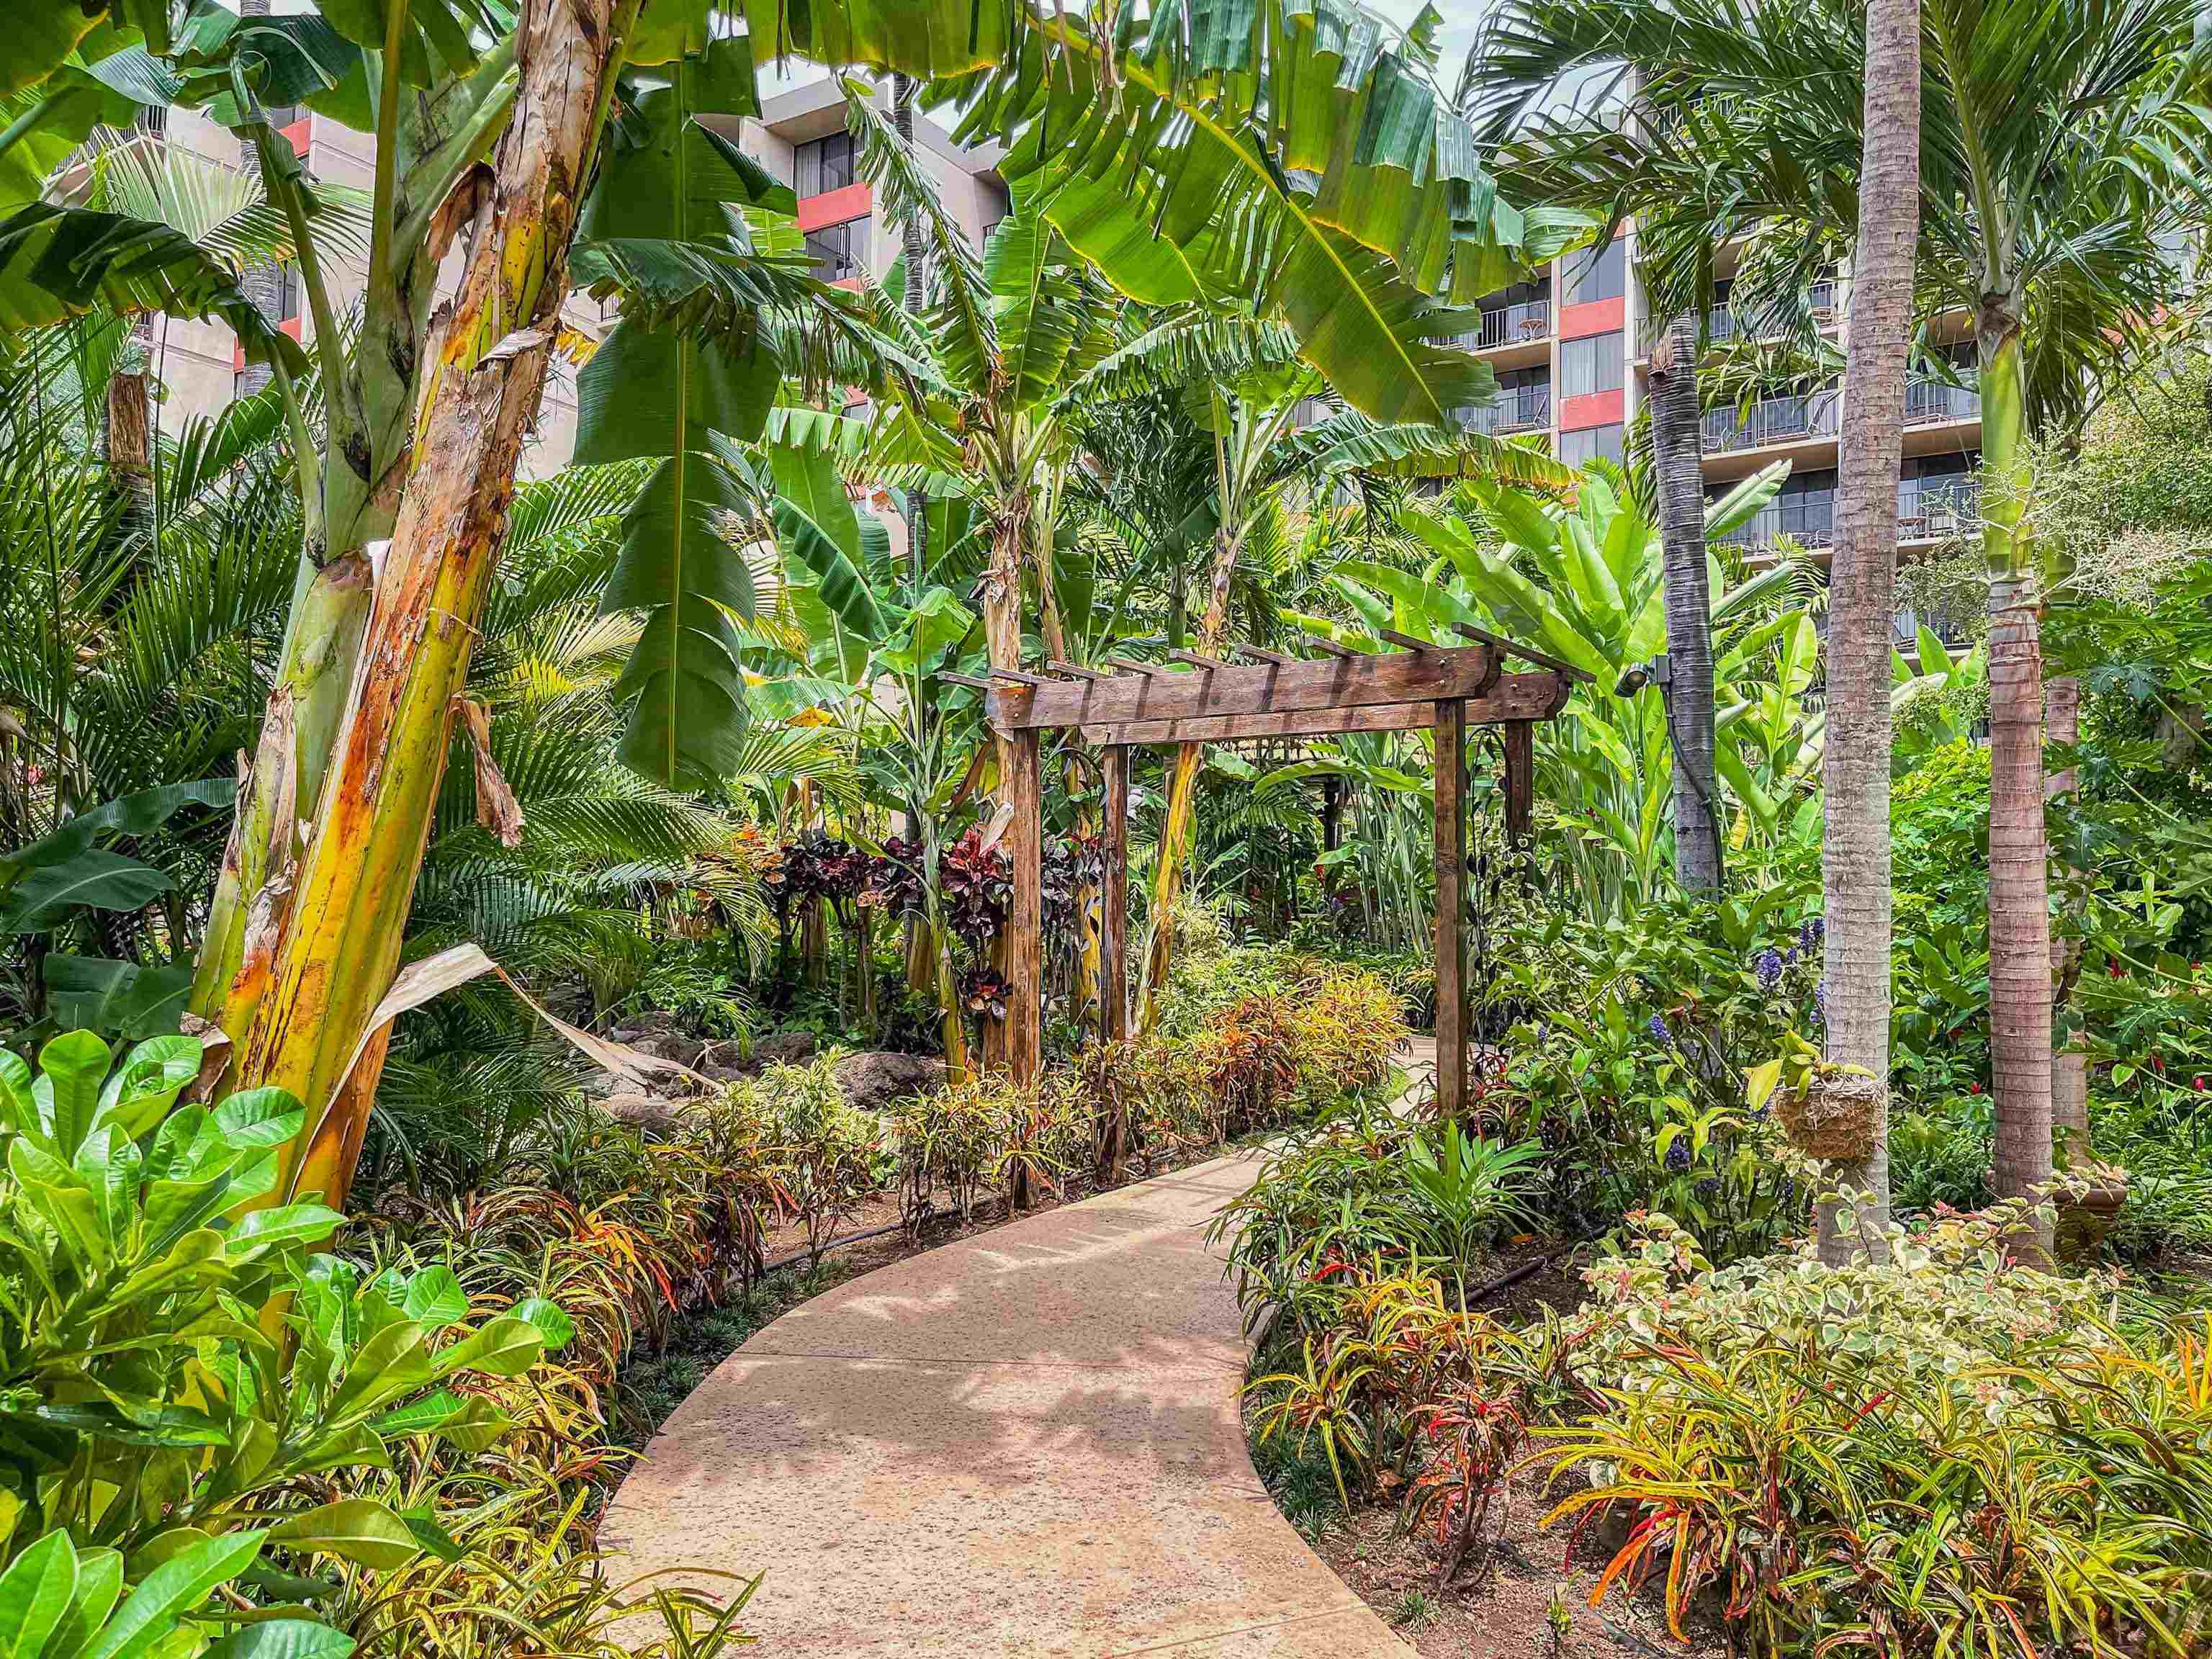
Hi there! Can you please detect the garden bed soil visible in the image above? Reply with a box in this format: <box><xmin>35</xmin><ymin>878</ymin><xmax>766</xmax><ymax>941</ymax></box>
<box><xmin>1307</xmin><ymin>1472</ymin><xmax>1731</xmax><ymax>1659</ymax></box>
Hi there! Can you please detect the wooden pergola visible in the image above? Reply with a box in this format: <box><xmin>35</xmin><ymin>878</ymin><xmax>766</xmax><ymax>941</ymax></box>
<box><xmin>964</xmin><ymin>627</ymin><xmax>1587</xmax><ymax>1117</ymax></box>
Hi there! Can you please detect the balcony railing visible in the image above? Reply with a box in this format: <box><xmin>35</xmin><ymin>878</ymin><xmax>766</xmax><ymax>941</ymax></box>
<box><xmin>1703</xmin><ymin>390</ymin><xmax>1841</xmax><ymax>452</ymax></box>
<box><xmin>1461</xmin><ymin>298</ymin><xmax>1552</xmax><ymax>350</ymax></box>
<box><xmin>1703</xmin><ymin>279</ymin><xmax>1840</xmax><ymax>344</ymax></box>
<box><xmin>1716</xmin><ymin>481</ymin><xmax>1980</xmax><ymax>554</ymax></box>
<box><xmin>1904</xmin><ymin>375</ymin><xmax>1980</xmax><ymax>425</ymax></box>
<box><xmin>1464</xmin><ymin>387</ymin><xmax>1552</xmax><ymax>436</ymax></box>
<box><xmin>1715</xmin><ymin>499</ymin><xmax>1836</xmax><ymax>554</ymax></box>
<box><xmin>1897</xmin><ymin>479</ymin><xmax>1980</xmax><ymax>541</ymax></box>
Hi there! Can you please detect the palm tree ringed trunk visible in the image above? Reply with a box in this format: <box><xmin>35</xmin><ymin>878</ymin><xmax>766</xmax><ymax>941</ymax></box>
<box><xmin>1816</xmin><ymin>0</ymin><xmax>1919</xmax><ymax>1267</ymax></box>
<box><xmin>1979</xmin><ymin>301</ymin><xmax>2054</xmax><ymax>1254</ymax></box>
<box><xmin>2046</xmin><ymin>674</ymin><xmax>2087</xmax><ymax>1159</ymax></box>
<box><xmin>229</xmin><ymin>0</ymin><xmax>641</xmax><ymax>1210</ymax></box>
<box><xmin>1647</xmin><ymin>312</ymin><xmax>1722</xmax><ymax>894</ymax></box>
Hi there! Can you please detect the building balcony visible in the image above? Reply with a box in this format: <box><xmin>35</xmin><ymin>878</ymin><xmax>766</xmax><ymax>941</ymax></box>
<box><xmin>1904</xmin><ymin>375</ymin><xmax>1979</xmax><ymax>425</ymax></box>
<box><xmin>1460</xmin><ymin>298</ymin><xmax>1552</xmax><ymax>350</ymax></box>
<box><xmin>1703</xmin><ymin>390</ymin><xmax>1840</xmax><ymax>453</ymax></box>
<box><xmin>1717</xmin><ymin>479</ymin><xmax>1980</xmax><ymax>557</ymax></box>
<box><xmin>1463</xmin><ymin>387</ymin><xmax>1552</xmax><ymax>436</ymax></box>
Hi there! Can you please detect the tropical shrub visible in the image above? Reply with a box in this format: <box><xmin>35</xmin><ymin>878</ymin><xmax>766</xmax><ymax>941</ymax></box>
<box><xmin>1485</xmin><ymin>893</ymin><xmax>1819</xmax><ymax>1257</ymax></box>
<box><xmin>1156</xmin><ymin>945</ymin><xmax>1407</xmax><ymax>1136</ymax></box>
<box><xmin>0</xmin><ymin>1029</ymin><xmax>577</xmax><ymax>1655</ymax></box>
<box><xmin>1546</xmin><ymin>1210</ymin><xmax>2212</xmax><ymax>1657</ymax></box>
<box><xmin>735</xmin><ymin>1053</ymin><xmax>889</xmax><ymax>1264</ymax></box>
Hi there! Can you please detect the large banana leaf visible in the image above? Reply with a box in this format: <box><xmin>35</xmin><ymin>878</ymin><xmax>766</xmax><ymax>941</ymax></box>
<box><xmin>6</xmin><ymin>6</ymin><xmax>168</xmax><ymax>103</ymax></box>
<box><xmin>573</xmin><ymin>322</ymin><xmax>776</xmax><ymax>790</ymax></box>
<box><xmin>309</xmin><ymin>0</ymin><xmax>508</xmax><ymax>91</ymax></box>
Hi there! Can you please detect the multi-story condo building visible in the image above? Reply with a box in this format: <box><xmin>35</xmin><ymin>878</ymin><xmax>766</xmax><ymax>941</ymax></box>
<box><xmin>108</xmin><ymin>74</ymin><xmax>1007</xmax><ymax>473</ymax></box>
<box><xmin>1461</xmin><ymin>228</ymin><xmax>1984</xmax><ymax>611</ymax></box>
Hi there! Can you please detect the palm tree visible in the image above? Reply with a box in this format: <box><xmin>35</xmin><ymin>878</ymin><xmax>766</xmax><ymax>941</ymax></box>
<box><xmin>1817</xmin><ymin>0</ymin><xmax>1922</xmax><ymax>1263</ymax></box>
<box><xmin>1478</xmin><ymin>0</ymin><xmax>2210</xmax><ymax>1236</ymax></box>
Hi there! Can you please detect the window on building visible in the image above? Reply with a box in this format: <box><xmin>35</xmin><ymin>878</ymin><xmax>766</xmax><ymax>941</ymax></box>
<box><xmin>262</xmin><ymin>103</ymin><xmax>304</xmax><ymax>128</ymax></box>
<box><xmin>804</xmin><ymin>218</ymin><xmax>864</xmax><ymax>282</ymax></box>
<box><xmin>795</xmin><ymin>130</ymin><xmax>858</xmax><ymax>197</ymax></box>
<box><xmin>978</xmin><ymin>186</ymin><xmax>1012</xmax><ymax>245</ymax></box>
<box><xmin>273</xmin><ymin>266</ymin><xmax>300</xmax><ymax>323</ymax></box>
<box><xmin>1563</xmin><ymin>235</ymin><xmax>1625</xmax><ymax>305</ymax></box>
<box><xmin>1559</xmin><ymin>331</ymin><xmax>1624</xmax><ymax>399</ymax></box>
<box><xmin>1560</xmin><ymin>423</ymin><xmax>1624</xmax><ymax>468</ymax></box>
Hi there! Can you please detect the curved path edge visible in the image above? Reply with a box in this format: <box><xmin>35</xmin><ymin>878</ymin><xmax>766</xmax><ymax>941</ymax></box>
<box><xmin>603</xmin><ymin>1136</ymin><xmax>1417</xmax><ymax>1656</ymax></box>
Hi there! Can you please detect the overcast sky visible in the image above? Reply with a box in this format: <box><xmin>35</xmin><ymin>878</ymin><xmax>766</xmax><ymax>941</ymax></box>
<box><xmin>1366</xmin><ymin>0</ymin><xmax>1487</xmax><ymax>81</ymax></box>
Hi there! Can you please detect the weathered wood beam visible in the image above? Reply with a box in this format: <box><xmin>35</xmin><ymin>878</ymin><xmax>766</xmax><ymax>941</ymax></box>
<box><xmin>1503</xmin><ymin>719</ymin><xmax>1535</xmax><ymax>845</ymax></box>
<box><xmin>1169</xmin><ymin>648</ymin><xmax>1231</xmax><ymax>671</ymax></box>
<box><xmin>1449</xmin><ymin>621</ymin><xmax>1596</xmax><ymax>685</ymax></box>
<box><xmin>1046</xmin><ymin>660</ymin><xmax>1104</xmax><ymax>680</ymax></box>
<box><xmin>1305</xmin><ymin>637</ymin><xmax>1359</xmax><ymax>660</ymax></box>
<box><xmin>989</xmin><ymin>642</ymin><xmax>1501</xmax><ymax>730</ymax></box>
<box><xmin>1378</xmin><ymin>627</ymin><xmax>1437</xmax><ymax>653</ymax></box>
<box><xmin>1082</xmin><ymin>670</ymin><xmax>1567</xmax><ymax>745</ymax></box>
<box><xmin>1005</xmin><ymin>729</ymin><xmax>1043</xmax><ymax>1086</ymax></box>
<box><xmin>1435</xmin><ymin>698</ymin><xmax>1468</xmax><ymax>1120</ymax></box>
<box><xmin>1236</xmin><ymin>644</ymin><xmax>1292</xmax><ymax>665</ymax></box>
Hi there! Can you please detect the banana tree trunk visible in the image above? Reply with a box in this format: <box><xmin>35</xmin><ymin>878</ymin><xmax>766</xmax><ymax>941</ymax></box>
<box><xmin>1979</xmin><ymin>310</ymin><xmax>2054</xmax><ymax>1249</ymax></box>
<box><xmin>104</xmin><ymin>320</ymin><xmax>154</xmax><ymax>543</ymax></box>
<box><xmin>228</xmin><ymin>0</ymin><xmax>638</xmax><ymax>1208</ymax></box>
<box><xmin>1816</xmin><ymin>0</ymin><xmax>1917</xmax><ymax>1266</ymax></box>
<box><xmin>1647</xmin><ymin>313</ymin><xmax>1722</xmax><ymax>894</ymax></box>
<box><xmin>1136</xmin><ymin>519</ymin><xmax>1240</xmax><ymax>1033</ymax></box>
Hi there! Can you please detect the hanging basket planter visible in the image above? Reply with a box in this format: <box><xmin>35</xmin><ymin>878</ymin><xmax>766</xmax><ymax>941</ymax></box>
<box><xmin>1774</xmin><ymin>1070</ymin><xmax>1884</xmax><ymax>1161</ymax></box>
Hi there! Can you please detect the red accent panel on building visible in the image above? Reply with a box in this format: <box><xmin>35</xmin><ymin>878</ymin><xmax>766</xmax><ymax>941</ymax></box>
<box><xmin>232</xmin><ymin>316</ymin><xmax>305</xmax><ymax>374</ymax></box>
<box><xmin>797</xmin><ymin>182</ymin><xmax>872</xmax><ymax>233</ymax></box>
<box><xmin>1558</xmin><ymin>389</ymin><xmax>1624</xmax><ymax>431</ymax></box>
<box><xmin>281</xmin><ymin>117</ymin><xmax>311</xmax><ymax>157</ymax></box>
<box><xmin>1557</xmin><ymin>296</ymin><xmax>1625</xmax><ymax>338</ymax></box>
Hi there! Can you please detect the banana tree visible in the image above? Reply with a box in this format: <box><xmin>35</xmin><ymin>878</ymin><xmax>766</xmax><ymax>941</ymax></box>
<box><xmin>1326</xmin><ymin>464</ymin><xmax>1819</xmax><ymax>919</ymax></box>
<box><xmin>4</xmin><ymin>0</ymin><xmax>1570</xmax><ymax>1209</ymax></box>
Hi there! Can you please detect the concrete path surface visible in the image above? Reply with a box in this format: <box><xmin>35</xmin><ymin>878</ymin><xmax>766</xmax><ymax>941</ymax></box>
<box><xmin>603</xmin><ymin>1133</ymin><xmax>1417</xmax><ymax>1656</ymax></box>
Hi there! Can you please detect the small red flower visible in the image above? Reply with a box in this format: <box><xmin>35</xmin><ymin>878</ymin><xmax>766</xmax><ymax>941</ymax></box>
<box><xmin>1969</xmin><ymin>1082</ymin><xmax>1983</xmax><ymax>1095</ymax></box>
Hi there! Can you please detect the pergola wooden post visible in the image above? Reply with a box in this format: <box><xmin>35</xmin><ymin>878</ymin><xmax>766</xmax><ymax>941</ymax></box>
<box><xmin>1434</xmin><ymin>698</ymin><xmax>1468</xmax><ymax>1118</ymax></box>
<box><xmin>986</xmin><ymin>639</ymin><xmax>1584</xmax><ymax>1107</ymax></box>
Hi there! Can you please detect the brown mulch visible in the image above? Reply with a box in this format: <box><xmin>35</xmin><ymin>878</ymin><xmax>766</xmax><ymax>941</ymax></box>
<box><xmin>1309</xmin><ymin>1470</ymin><xmax>1732</xmax><ymax>1659</ymax></box>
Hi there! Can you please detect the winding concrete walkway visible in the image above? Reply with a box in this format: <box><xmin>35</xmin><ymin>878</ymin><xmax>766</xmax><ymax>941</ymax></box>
<box><xmin>603</xmin><ymin>1068</ymin><xmax>1429</xmax><ymax>1657</ymax></box>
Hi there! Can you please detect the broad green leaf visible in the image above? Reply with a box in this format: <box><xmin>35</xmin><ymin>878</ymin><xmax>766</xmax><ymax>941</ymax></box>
<box><xmin>0</xmin><ymin>204</ymin><xmax>306</xmax><ymax>371</ymax></box>
<box><xmin>266</xmin><ymin>1501</ymin><xmax>418</xmax><ymax>1572</ymax></box>
<box><xmin>94</xmin><ymin>1034</ymin><xmax>201</xmax><ymax>1141</ymax></box>
<box><xmin>509</xmin><ymin>1295</ymin><xmax>574</xmax><ymax>1352</ymax></box>
<box><xmin>78</xmin><ymin>1527</ymin><xmax>265</xmax><ymax>1659</ymax></box>
<box><xmin>228</xmin><ymin>1203</ymin><xmax>345</xmax><ymax>1253</ymax></box>
<box><xmin>204</xmin><ymin>1620</ymin><xmax>356</xmax><ymax>1659</ymax></box>
<box><xmin>400</xmin><ymin>1266</ymin><xmax>467</xmax><ymax>1328</ymax></box>
<box><xmin>46</xmin><ymin>1547</ymin><xmax>122</xmax><ymax>1659</ymax></box>
<box><xmin>212</xmin><ymin>1087</ymin><xmax>308</xmax><ymax>1151</ymax></box>
<box><xmin>0</xmin><ymin>1048</ymin><xmax>37</xmax><ymax>1137</ymax></box>
<box><xmin>40</xmin><ymin>1028</ymin><xmax>112</xmax><ymax>1155</ymax></box>
<box><xmin>434</xmin><ymin>1314</ymin><xmax>544</xmax><ymax>1380</ymax></box>
<box><xmin>331</xmin><ymin>1322</ymin><xmax>436</xmax><ymax>1419</ymax></box>
<box><xmin>0</xmin><ymin>1529</ymin><xmax>78</xmax><ymax>1659</ymax></box>
<box><xmin>42</xmin><ymin>958</ymin><xmax>194</xmax><ymax>1040</ymax></box>
<box><xmin>1</xmin><ymin>850</ymin><xmax>173</xmax><ymax>935</ymax></box>
<box><xmin>4</xmin><ymin>779</ymin><xmax>234</xmax><ymax>874</ymax></box>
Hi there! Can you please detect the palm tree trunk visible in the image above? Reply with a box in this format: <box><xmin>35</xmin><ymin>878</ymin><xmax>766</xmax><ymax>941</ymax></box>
<box><xmin>1646</xmin><ymin>313</ymin><xmax>1722</xmax><ymax>893</ymax></box>
<box><xmin>1816</xmin><ymin>0</ymin><xmax>1919</xmax><ymax>1266</ymax></box>
<box><xmin>2046</xmin><ymin>674</ymin><xmax>2087</xmax><ymax>1158</ymax></box>
<box><xmin>228</xmin><ymin>0</ymin><xmax>641</xmax><ymax>1208</ymax></box>
<box><xmin>1980</xmin><ymin>310</ymin><xmax>2054</xmax><ymax>1250</ymax></box>
<box><xmin>104</xmin><ymin>318</ymin><xmax>155</xmax><ymax>542</ymax></box>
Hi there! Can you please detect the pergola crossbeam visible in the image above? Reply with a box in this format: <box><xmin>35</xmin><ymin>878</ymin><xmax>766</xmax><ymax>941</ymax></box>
<box><xmin>989</xmin><ymin>641</ymin><xmax>1503</xmax><ymax>730</ymax></box>
<box><xmin>1087</xmin><ymin>671</ymin><xmax>1569</xmax><ymax>745</ymax></box>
